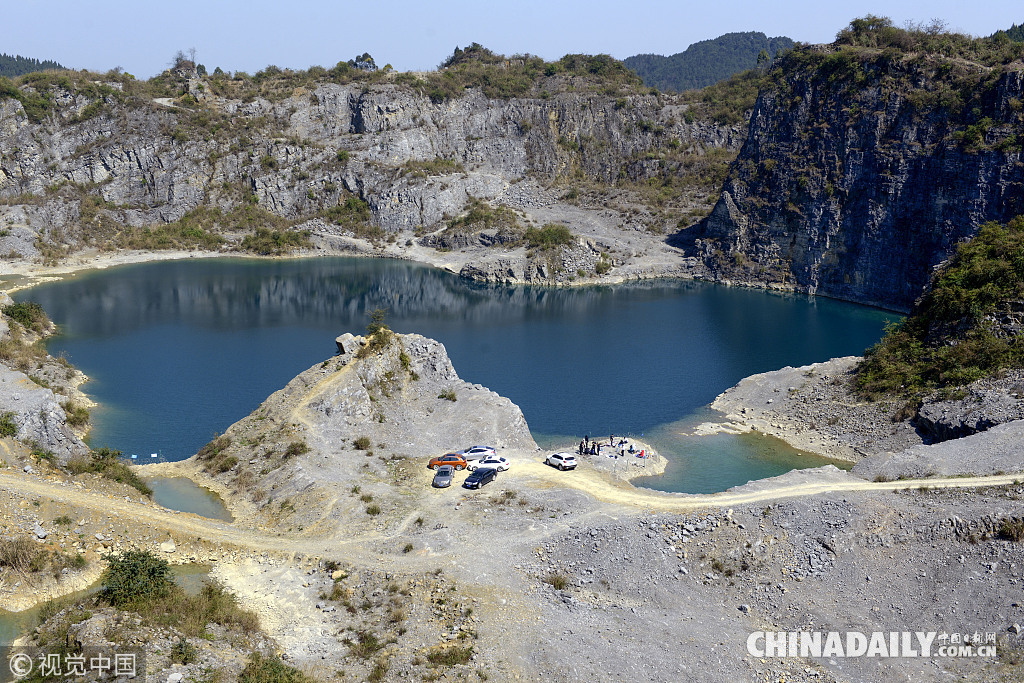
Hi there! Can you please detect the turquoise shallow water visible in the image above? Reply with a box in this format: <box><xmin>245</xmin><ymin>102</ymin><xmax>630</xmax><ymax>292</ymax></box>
<box><xmin>14</xmin><ymin>257</ymin><xmax>897</xmax><ymax>492</ymax></box>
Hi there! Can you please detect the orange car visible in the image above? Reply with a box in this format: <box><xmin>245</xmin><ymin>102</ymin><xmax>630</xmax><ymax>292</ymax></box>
<box><xmin>428</xmin><ymin>453</ymin><xmax>468</xmax><ymax>470</ymax></box>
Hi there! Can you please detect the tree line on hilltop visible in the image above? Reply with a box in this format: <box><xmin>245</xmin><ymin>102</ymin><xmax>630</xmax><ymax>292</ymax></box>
<box><xmin>0</xmin><ymin>53</ymin><xmax>65</xmax><ymax>78</ymax></box>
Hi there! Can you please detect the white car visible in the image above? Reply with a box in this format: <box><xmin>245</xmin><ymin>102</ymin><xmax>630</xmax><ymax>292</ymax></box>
<box><xmin>458</xmin><ymin>445</ymin><xmax>496</xmax><ymax>461</ymax></box>
<box><xmin>545</xmin><ymin>452</ymin><xmax>577</xmax><ymax>471</ymax></box>
<box><xmin>468</xmin><ymin>456</ymin><xmax>510</xmax><ymax>471</ymax></box>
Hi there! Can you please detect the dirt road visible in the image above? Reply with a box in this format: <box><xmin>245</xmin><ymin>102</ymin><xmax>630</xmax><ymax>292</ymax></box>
<box><xmin>2</xmin><ymin>465</ymin><xmax>1020</xmax><ymax>553</ymax></box>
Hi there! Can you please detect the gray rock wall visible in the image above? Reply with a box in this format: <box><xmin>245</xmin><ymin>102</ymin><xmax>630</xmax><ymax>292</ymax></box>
<box><xmin>686</xmin><ymin>53</ymin><xmax>1024</xmax><ymax>310</ymax></box>
<box><xmin>0</xmin><ymin>79</ymin><xmax>741</xmax><ymax>242</ymax></box>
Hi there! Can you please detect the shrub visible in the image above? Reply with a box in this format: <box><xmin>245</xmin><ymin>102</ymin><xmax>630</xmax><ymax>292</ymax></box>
<box><xmin>524</xmin><ymin>224</ymin><xmax>574</xmax><ymax>250</ymax></box>
<box><xmin>543</xmin><ymin>573</ymin><xmax>569</xmax><ymax>590</ymax></box>
<box><xmin>238</xmin><ymin>652</ymin><xmax>313</xmax><ymax>683</ymax></box>
<box><xmin>283</xmin><ymin>441</ymin><xmax>309</xmax><ymax>458</ymax></box>
<box><xmin>347</xmin><ymin>630</ymin><xmax>383</xmax><ymax>659</ymax></box>
<box><xmin>197</xmin><ymin>435</ymin><xmax>232</xmax><ymax>459</ymax></box>
<box><xmin>67</xmin><ymin>447</ymin><xmax>152</xmax><ymax>495</ymax></box>
<box><xmin>0</xmin><ymin>536</ymin><xmax>45</xmax><ymax>573</ymax></box>
<box><xmin>170</xmin><ymin>637</ymin><xmax>198</xmax><ymax>664</ymax></box>
<box><xmin>999</xmin><ymin>518</ymin><xmax>1024</xmax><ymax>542</ymax></box>
<box><xmin>438</xmin><ymin>389</ymin><xmax>457</xmax><ymax>402</ymax></box>
<box><xmin>366</xmin><ymin>504</ymin><xmax>381</xmax><ymax>516</ymax></box>
<box><xmin>353</xmin><ymin>436</ymin><xmax>371</xmax><ymax>450</ymax></box>
<box><xmin>101</xmin><ymin>550</ymin><xmax>172</xmax><ymax>608</ymax></box>
<box><xmin>61</xmin><ymin>401</ymin><xmax>89</xmax><ymax>427</ymax></box>
<box><xmin>3</xmin><ymin>301</ymin><xmax>49</xmax><ymax>333</ymax></box>
<box><xmin>0</xmin><ymin>411</ymin><xmax>17</xmax><ymax>437</ymax></box>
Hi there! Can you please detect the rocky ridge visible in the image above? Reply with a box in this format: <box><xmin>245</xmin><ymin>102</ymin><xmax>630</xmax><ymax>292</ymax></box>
<box><xmin>683</xmin><ymin>42</ymin><xmax>1024</xmax><ymax>310</ymax></box>
<box><xmin>0</xmin><ymin>68</ymin><xmax>741</xmax><ymax>285</ymax></box>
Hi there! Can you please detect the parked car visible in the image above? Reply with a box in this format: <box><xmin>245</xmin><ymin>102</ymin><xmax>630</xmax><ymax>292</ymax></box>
<box><xmin>545</xmin><ymin>452</ymin><xmax>577</xmax><ymax>470</ymax></box>
<box><xmin>463</xmin><ymin>467</ymin><xmax>498</xmax><ymax>489</ymax></box>
<box><xmin>468</xmin><ymin>456</ymin><xmax>510</xmax><ymax>471</ymax></box>
<box><xmin>457</xmin><ymin>445</ymin><xmax>496</xmax><ymax>461</ymax></box>
<box><xmin>428</xmin><ymin>453</ymin><xmax>468</xmax><ymax>470</ymax></box>
<box><xmin>432</xmin><ymin>465</ymin><xmax>455</xmax><ymax>488</ymax></box>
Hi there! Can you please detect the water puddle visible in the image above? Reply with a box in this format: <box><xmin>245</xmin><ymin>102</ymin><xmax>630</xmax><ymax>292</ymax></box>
<box><xmin>146</xmin><ymin>477</ymin><xmax>232</xmax><ymax>521</ymax></box>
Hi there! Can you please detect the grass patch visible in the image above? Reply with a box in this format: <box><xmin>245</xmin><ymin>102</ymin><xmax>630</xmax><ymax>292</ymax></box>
<box><xmin>67</xmin><ymin>447</ymin><xmax>152</xmax><ymax>495</ymax></box>
<box><xmin>401</xmin><ymin>157</ymin><xmax>465</xmax><ymax>177</ymax></box>
<box><xmin>347</xmin><ymin>630</ymin><xmax>384</xmax><ymax>659</ymax></box>
<box><xmin>353</xmin><ymin>436</ymin><xmax>372</xmax><ymax>450</ymax></box>
<box><xmin>426</xmin><ymin>645</ymin><xmax>474</xmax><ymax>667</ymax></box>
<box><xmin>438</xmin><ymin>389</ymin><xmax>457</xmax><ymax>402</ymax></box>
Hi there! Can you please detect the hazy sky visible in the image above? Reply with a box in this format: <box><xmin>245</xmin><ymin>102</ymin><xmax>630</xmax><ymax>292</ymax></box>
<box><xmin>5</xmin><ymin>0</ymin><xmax>1022</xmax><ymax>77</ymax></box>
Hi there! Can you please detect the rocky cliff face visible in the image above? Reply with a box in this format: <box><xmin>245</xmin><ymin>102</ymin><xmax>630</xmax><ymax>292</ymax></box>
<box><xmin>684</xmin><ymin>46</ymin><xmax>1024</xmax><ymax>310</ymax></box>
<box><xmin>0</xmin><ymin>70</ymin><xmax>741</xmax><ymax>273</ymax></box>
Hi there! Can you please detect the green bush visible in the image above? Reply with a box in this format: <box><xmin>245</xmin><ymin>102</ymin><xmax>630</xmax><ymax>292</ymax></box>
<box><xmin>3</xmin><ymin>301</ymin><xmax>49</xmax><ymax>333</ymax></box>
<box><xmin>61</xmin><ymin>401</ymin><xmax>89</xmax><ymax>427</ymax></box>
<box><xmin>101</xmin><ymin>550</ymin><xmax>172</xmax><ymax>608</ymax></box>
<box><xmin>0</xmin><ymin>411</ymin><xmax>16</xmax><ymax>437</ymax></box>
<box><xmin>438</xmin><ymin>389</ymin><xmax>457</xmax><ymax>402</ymax></box>
<box><xmin>238</xmin><ymin>652</ymin><xmax>313</xmax><ymax>683</ymax></box>
<box><xmin>353</xmin><ymin>436</ymin><xmax>371</xmax><ymax>450</ymax></box>
<box><xmin>66</xmin><ymin>447</ymin><xmax>152</xmax><ymax>495</ymax></box>
<box><xmin>283</xmin><ymin>441</ymin><xmax>309</xmax><ymax>458</ymax></box>
<box><xmin>524</xmin><ymin>224</ymin><xmax>575</xmax><ymax>250</ymax></box>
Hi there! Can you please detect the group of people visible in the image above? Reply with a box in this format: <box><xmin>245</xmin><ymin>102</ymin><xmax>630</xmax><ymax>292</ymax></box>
<box><xmin>577</xmin><ymin>434</ymin><xmax>644</xmax><ymax>459</ymax></box>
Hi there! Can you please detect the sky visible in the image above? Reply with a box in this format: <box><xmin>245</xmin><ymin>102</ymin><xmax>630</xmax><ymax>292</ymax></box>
<box><xmin>4</xmin><ymin>0</ymin><xmax>1022</xmax><ymax>78</ymax></box>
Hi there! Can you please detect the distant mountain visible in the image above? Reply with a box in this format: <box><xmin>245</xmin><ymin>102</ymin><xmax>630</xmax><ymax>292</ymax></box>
<box><xmin>623</xmin><ymin>32</ymin><xmax>794</xmax><ymax>92</ymax></box>
<box><xmin>0</xmin><ymin>53</ymin><xmax>65</xmax><ymax>78</ymax></box>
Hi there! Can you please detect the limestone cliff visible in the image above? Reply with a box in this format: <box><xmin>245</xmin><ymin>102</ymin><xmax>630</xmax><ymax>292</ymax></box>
<box><xmin>0</xmin><ymin>64</ymin><xmax>741</xmax><ymax>282</ymax></box>
<box><xmin>683</xmin><ymin>36</ymin><xmax>1024</xmax><ymax>310</ymax></box>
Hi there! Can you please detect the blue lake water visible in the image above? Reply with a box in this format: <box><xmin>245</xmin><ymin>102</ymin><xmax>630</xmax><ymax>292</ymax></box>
<box><xmin>13</xmin><ymin>257</ymin><xmax>897</xmax><ymax>492</ymax></box>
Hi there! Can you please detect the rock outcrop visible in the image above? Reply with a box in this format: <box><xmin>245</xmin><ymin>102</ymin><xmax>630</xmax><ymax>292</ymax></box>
<box><xmin>682</xmin><ymin>45</ymin><xmax>1024</xmax><ymax>310</ymax></box>
<box><xmin>914</xmin><ymin>371</ymin><xmax>1024</xmax><ymax>443</ymax></box>
<box><xmin>0</xmin><ymin>72</ymin><xmax>741</xmax><ymax>269</ymax></box>
<box><xmin>190</xmin><ymin>330</ymin><xmax>537</xmax><ymax>512</ymax></box>
<box><xmin>0</xmin><ymin>364</ymin><xmax>89</xmax><ymax>462</ymax></box>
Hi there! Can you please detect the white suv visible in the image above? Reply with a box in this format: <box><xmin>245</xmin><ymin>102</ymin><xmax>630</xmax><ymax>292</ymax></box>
<box><xmin>545</xmin><ymin>452</ymin><xmax>577</xmax><ymax>471</ymax></box>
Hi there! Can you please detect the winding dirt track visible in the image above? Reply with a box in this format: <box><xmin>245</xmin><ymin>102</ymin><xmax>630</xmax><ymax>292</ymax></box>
<box><xmin>2</xmin><ymin>467</ymin><xmax>1021</xmax><ymax>556</ymax></box>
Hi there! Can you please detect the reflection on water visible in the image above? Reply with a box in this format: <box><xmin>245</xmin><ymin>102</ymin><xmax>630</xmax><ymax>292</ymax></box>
<box><xmin>16</xmin><ymin>257</ymin><xmax>897</xmax><ymax>491</ymax></box>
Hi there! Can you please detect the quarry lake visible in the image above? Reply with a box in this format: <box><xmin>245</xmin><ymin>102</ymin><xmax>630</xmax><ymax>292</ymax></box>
<box><xmin>16</xmin><ymin>257</ymin><xmax>897</xmax><ymax>493</ymax></box>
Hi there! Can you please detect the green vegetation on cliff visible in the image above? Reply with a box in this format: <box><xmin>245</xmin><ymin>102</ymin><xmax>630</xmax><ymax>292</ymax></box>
<box><xmin>624</xmin><ymin>32</ymin><xmax>794</xmax><ymax>92</ymax></box>
<box><xmin>855</xmin><ymin>216</ymin><xmax>1024</xmax><ymax>399</ymax></box>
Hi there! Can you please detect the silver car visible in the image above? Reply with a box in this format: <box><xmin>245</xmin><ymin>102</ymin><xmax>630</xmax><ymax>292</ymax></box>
<box><xmin>432</xmin><ymin>464</ymin><xmax>455</xmax><ymax>488</ymax></box>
